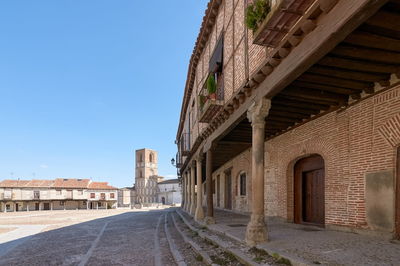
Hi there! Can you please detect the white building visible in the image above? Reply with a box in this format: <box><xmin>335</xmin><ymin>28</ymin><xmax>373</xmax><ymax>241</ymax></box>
<box><xmin>157</xmin><ymin>179</ymin><xmax>181</xmax><ymax>205</ymax></box>
<box><xmin>0</xmin><ymin>178</ymin><xmax>118</xmax><ymax>212</ymax></box>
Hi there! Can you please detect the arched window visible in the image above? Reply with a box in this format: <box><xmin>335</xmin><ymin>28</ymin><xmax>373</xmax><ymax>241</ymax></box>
<box><xmin>139</xmin><ymin>154</ymin><xmax>143</xmax><ymax>162</ymax></box>
<box><xmin>239</xmin><ymin>172</ymin><xmax>246</xmax><ymax>196</ymax></box>
<box><xmin>149</xmin><ymin>153</ymin><xmax>154</xmax><ymax>163</ymax></box>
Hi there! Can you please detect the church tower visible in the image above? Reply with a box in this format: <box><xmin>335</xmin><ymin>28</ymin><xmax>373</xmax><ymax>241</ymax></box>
<box><xmin>134</xmin><ymin>148</ymin><xmax>161</xmax><ymax>204</ymax></box>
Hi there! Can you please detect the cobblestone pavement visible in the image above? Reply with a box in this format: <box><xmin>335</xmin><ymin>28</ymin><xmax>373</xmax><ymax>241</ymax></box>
<box><xmin>0</xmin><ymin>208</ymin><xmax>175</xmax><ymax>266</ymax></box>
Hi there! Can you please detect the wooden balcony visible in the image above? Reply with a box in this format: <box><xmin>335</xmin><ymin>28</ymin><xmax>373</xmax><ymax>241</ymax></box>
<box><xmin>178</xmin><ymin>133</ymin><xmax>190</xmax><ymax>156</ymax></box>
<box><xmin>253</xmin><ymin>0</ymin><xmax>316</xmax><ymax>47</ymax></box>
<box><xmin>198</xmin><ymin>74</ymin><xmax>224</xmax><ymax>123</ymax></box>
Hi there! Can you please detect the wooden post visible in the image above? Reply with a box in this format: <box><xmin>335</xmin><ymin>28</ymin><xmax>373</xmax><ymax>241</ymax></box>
<box><xmin>205</xmin><ymin>148</ymin><xmax>215</xmax><ymax>224</ymax></box>
<box><xmin>190</xmin><ymin>164</ymin><xmax>196</xmax><ymax>215</ymax></box>
<box><xmin>195</xmin><ymin>154</ymin><xmax>205</xmax><ymax>221</ymax></box>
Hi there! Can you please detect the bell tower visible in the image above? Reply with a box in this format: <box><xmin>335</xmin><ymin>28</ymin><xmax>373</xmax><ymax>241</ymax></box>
<box><xmin>135</xmin><ymin>148</ymin><xmax>159</xmax><ymax>204</ymax></box>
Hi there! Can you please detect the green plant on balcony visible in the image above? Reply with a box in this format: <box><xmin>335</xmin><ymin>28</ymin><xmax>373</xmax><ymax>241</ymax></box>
<box><xmin>245</xmin><ymin>0</ymin><xmax>271</xmax><ymax>32</ymax></box>
<box><xmin>206</xmin><ymin>74</ymin><xmax>217</xmax><ymax>100</ymax></box>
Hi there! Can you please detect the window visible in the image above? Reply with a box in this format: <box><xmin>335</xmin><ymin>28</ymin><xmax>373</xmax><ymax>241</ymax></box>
<box><xmin>110</xmin><ymin>193</ymin><xmax>115</xmax><ymax>199</ymax></box>
<box><xmin>90</xmin><ymin>193</ymin><xmax>95</xmax><ymax>199</ymax></box>
<box><xmin>100</xmin><ymin>193</ymin><xmax>106</xmax><ymax>200</ymax></box>
<box><xmin>139</xmin><ymin>154</ymin><xmax>143</xmax><ymax>162</ymax></box>
<box><xmin>56</xmin><ymin>189</ymin><xmax>62</xmax><ymax>195</ymax></box>
<box><xmin>98</xmin><ymin>202</ymin><xmax>102</xmax><ymax>207</ymax></box>
<box><xmin>33</xmin><ymin>191</ymin><xmax>40</xmax><ymax>199</ymax></box>
<box><xmin>78</xmin><ymin>190</ymin><xmax>83</xmax><ymax>195</ymax></box>
<box><xmin>239</xmin><ymin>172</ymin><xmax>247</xmax><ymax>196</ymax></box>
<box><xmin>149</xmin><ymin>153</ymin><xmax>154</xmax><ymax>163</ymax></box>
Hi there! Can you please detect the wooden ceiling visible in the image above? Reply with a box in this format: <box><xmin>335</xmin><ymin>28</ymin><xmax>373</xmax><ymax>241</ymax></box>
<box><xmin>211</xmin><ymin>0</ymin><xmax>400</xmax><ymax>171</ymax></box>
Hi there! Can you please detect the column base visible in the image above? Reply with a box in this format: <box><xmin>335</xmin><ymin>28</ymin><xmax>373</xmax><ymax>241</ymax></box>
<box><xmin>245</xmin><ymin>214</ymin><xmax>268</xmax><ymax>246</ymax></box>
<box><xmin>190</xmin><ymin>203</ymin><xmax>196</xmax><ymax>216</ymax></box>
<box><xmin>194</xmin><ymin>206</ymin><xmax>204</xmax><ymax>221</ymax></box>
<box><xmin>204</xmin><ymin>216</ymin><xmax>215</xmax><ymax>225</ymax></box>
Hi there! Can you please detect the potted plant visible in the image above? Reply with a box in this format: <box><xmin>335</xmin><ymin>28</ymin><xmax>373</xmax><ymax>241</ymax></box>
<box><xmin>206</xmin><ymin>74</ymin><xmax>217</xmax><ymax>100</ymax></box>
<box><xmin>245</xmin><ymin>0</ymin><xmax>271</xmax><ymax>32</ymax></box>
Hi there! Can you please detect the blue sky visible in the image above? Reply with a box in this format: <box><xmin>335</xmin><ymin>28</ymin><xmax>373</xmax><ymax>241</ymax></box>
<box><xmin>0</xmin><ymin>1</ymin><xmax>208</xmax><ymax>187</ymax></box>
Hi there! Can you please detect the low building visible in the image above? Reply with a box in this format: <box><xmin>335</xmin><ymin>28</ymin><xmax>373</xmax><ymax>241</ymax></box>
<box><xmin>118</xmin><ymin>187</ymin><xmax>136</xmax><ymax>208</ymax></box>
<box><xmin>157</xmin><ymin>179</ymin><xmax>181</xmax><ymax>205</ymax></box>
<box><xmin>0</xmin><ymin>178</ymin><xmax>118</xmax><ymax>212</ymax></box>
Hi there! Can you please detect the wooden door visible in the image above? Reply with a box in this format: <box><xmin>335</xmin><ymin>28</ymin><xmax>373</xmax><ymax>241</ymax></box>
<box><xmin>43</xmin><ymin>203</ymin><xmax>50</xmax><ymax>210</ymax></box>
<box><xmin>396</xmin><ymin>147</ymin><xmax>400</xmax><ymax>239</ymax></box>
<box><xmin>225</xmin><ymin>170</ymin><xmax>232</xmax><ymax>210</ymax></box>
<box><xmin>16</xmin><ymin>204</ymin><xmax>19</xmax><ymax>211</ymax></box>
<box><xmin>294</xmin><ymin>155</ymin><xmax>325</xmax><ymax>226</ymax></box>
<box><xmin>35</xmin><ymin>203</ymin><xmax>39</xmax><ymax>210</ymax></box>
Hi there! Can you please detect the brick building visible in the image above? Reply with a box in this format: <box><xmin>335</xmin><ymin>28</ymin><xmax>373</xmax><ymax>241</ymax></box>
<box><xmin>176</xmin><ymin>0</ymin><xmax>400</xmax><ymax>245</ymax></box>
<box><xmin>0</xmin><ymin>178</ymin><xmax>118</xmax><ymax>212</ymax></box>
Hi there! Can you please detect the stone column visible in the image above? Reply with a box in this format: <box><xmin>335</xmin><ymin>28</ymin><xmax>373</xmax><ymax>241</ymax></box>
<box><xmin>190</xmin><ymin>163</ymin><xmax>196</xmax><ymax>215</ymax></box>
<box><xmin>194</xmin><ymin>155</ymin><xmax>204</xmax><ymax>221</ymax></box>
<box><xmin>205</xmin><ymin>149</ymin><xmax>215</xmax><ymax>224</ymax></box>
<box><xmin>51</xmin><ymin>202</ymin><xmax>53</xmax><ymax>211</ymax></box>
<box><xmin>245</xmin><ymin>98</ymin><xmax>271</xmax><ymax>246</ymax></box>
<box><xmin>14</xmin><ymin>203</ymin><xmax>17</xmax><ymax>212</ymax></box>
<box><xmin>186</xmin><ymin>171</ymin><xmax>190</xmax><ymax>212</ymax></box>
<box><xmin>182</xmin><ymin>173</ymin><xmax>186</xmax><ymax>210</ymax></box>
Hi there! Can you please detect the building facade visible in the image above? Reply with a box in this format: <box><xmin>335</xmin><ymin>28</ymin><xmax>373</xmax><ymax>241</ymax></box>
<box><xmin>134</xmin><ymin>148</ymin><xmax>163</xmax><ymax>204</ymax></box>
<box><xmin>0</xmin><ymin>178</ymin><xmax>118</xmax><ymax>212</ymax></box>
<box><xmin>157</xmin><ymin>179</ymin><xmax>182</xmax><ymax>205</ymax></box>
<box><xmin>177</xmin><ymin>0</ymin><xmax>400</xmax><ymax>245</ymax></box>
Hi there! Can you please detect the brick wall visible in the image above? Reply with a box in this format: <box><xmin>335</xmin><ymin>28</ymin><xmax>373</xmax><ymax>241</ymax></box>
<box><xmin>265</xmin><ymin>83</ymin><xmax>400</xmax><ymax>230</ymax></box>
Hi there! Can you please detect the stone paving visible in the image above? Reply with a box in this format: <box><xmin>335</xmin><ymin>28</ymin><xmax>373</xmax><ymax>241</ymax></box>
<box><xmin>204</xmin><ymin>209</ymin><xmax>400</xmax><ymax>266</ymax></box>
<box><xmin>0</xmin><ymin>208</ymin><xmax>174</xmax><ymax>266</ymax></box>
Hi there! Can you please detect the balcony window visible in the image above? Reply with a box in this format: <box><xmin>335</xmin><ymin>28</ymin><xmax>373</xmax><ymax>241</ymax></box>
<box><xmin>110</xmin><ymin>193</ymin><xmax>115</xmax><ymax>199</ymax></box>
<box><xmin>90</xmin><ymin>193</ymin><xmax>95</xmax><ymax>199</ymax></box>
<box><xmin>33</xmin><ymin>191</ymin><xmax>40</xmax><ymax>200</ymax></box>
<box><xmin>199</xmin><ymin>36</ymin><xmax>224</xmax><ymax>123</ymax></box>
<box><xmin>100</xmin><ymin>193</ymin><xmax>106</xmax><ymax>200</ymax></box>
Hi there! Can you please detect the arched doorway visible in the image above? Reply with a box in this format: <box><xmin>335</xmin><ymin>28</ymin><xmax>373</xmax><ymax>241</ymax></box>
<box><xmin>294</xmin><ymin>155</ymin><xmax>325</xmax><ymax>226</ymax></box>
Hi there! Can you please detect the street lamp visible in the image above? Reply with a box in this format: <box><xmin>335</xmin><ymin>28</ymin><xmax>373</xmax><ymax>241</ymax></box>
<box><xmin>171</xmin><ymin>158</ymin><xmax>175</xmax><ymax>166</ymax></box>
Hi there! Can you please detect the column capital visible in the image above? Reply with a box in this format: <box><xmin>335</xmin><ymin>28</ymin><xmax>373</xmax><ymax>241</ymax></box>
<box><xmin>247</xmin><ymin>98</ymin><xmax>271</xmax><ymax>126</ymax></box>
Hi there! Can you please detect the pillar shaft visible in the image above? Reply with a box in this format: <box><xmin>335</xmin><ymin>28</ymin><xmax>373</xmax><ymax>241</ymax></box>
<box><xmin>245</xmin><ymin>98</ymin><xmax>271</xmax><ymax>246</ymax></box>
<box><xmin>186</xmin><ymin>172</ymin><xmax>190</xmax><ymax>211</ymax></box>
<box><xmin>190</xmin><ymin>165</ymin><xmax>196</xmax><ymax>215</ymax></box>
<box><xmin>194</xmin><ymin>157</ymin><xmax>204</xmax><ymax>221</ymax></box>
<box><xmin>205</xmin><ymin>149</ymin><xmax>215</xmax><ymax>224</ymax></box>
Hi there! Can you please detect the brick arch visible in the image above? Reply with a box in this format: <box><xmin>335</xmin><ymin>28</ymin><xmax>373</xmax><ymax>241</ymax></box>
<box><xmin>273</xmin><ymin>136</ymin><xmax>338</xmax><ymax>222</ymax></box>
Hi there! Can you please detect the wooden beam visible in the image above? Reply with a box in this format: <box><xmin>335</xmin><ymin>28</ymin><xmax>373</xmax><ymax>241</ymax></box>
<box><xmin>318</xmin><ymin>56</ymin><xmax>400</xmax><ymax>74</ymax></box>
<box><xmin>273</xmin><ymin>97</ymin><xmax>330</xmax><ymax>110</ymax></box>
<box><xmin>344</xmin><ymin>31</ymin><xmax>400</xmax><ymax>52</ymax></box>
<box><xmin>271</xmin><ymin>104</ymin><xmax>320</xmax><ymax>115</ymax></box>
<box><xmin>269</xmin><ymin>109</ymin><xmax>311</xmax><ymax>120</ymax></box>
<box><xmin>281</xmin><ymin>87</ymin><xmax>347</xmax><ymax>105</ymax></box>
<box><xmin>291</xmin><ymin>80</ymin><xmax>361</xmax><ymax>95</ymax></box>
<box><xmin>365</xmin><ymin>10</ymin><xmax>400</xmax><ymax>31</ymax></box>
<box><xmin>298</xmin><ymin>73</ymin><xmax>371</xmax><ymax>90</ymax></box>
<box><xmin>307</xmin><ymin>65</ymin><xmax>388</xmax><ymax>83</ymax></box>
<box><xmin>202</xmin><ymin>0</ymin><xmax>387</xmax><ymax>152</ymax></box>
<box><xmin>331</xmin><ymin>45</ymin><xmax>400</xmax><ymax>65</ymax></box>
<box><xmin>268</xmin><ymin>115</ymin><xmax>303</xmax><ymax>123</ymax></box>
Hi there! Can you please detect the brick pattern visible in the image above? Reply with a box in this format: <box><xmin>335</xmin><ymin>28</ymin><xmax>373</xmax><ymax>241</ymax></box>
<box><xmin>264</xmin><ymin>83</ymin><xmax>400</xmax><ymax>228</ymax></box>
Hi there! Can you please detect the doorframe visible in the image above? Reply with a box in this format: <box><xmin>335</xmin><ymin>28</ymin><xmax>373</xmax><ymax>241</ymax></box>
<box><xmin>396</xmin><ymin>146</ymin><xmax>400</xmax><ymax>239</ymax></box>
<box><xmin>294</xmin><ymin>154</ymin><xmax>325</xmax><ymax>226</ymax></box>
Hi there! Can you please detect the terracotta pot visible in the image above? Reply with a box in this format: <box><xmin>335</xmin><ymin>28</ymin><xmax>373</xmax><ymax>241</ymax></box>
<box><xmin>208</xmin><ymin>93</ymin><xmax>216</xmax><ymax>100</ymax></box>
